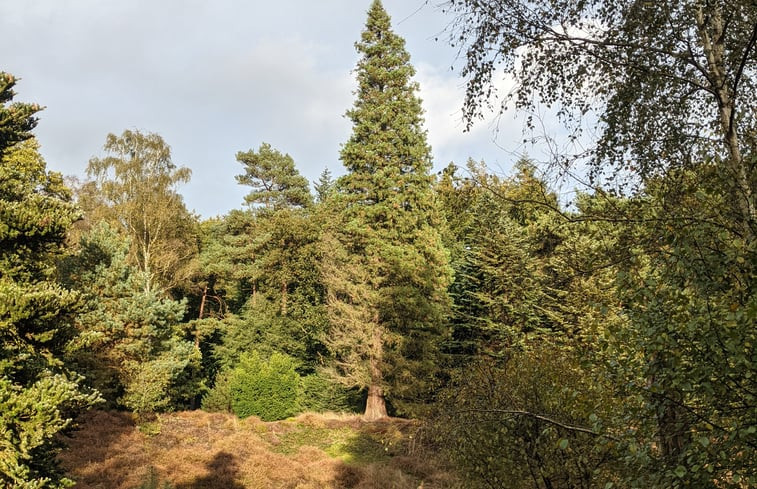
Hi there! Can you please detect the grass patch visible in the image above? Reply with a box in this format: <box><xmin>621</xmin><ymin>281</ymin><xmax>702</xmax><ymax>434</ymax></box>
<box><xmin>271</xmin><ymin>420</ymin><xmax>402</xmax><ymax>465</ymax></box>
<box><xmin>324</xmin><ymin>432</ymin><xmax>388</xmax><ymax>464</ymax></box>
<box><xmin>270</xmin><ymin>425</ymin><xmax>336</xmax><ymax>455</ymax></box>
<box><xmin>137</xmin><ymin>420</ymin><xmax>162</xmax><ymax>437</ymax></box>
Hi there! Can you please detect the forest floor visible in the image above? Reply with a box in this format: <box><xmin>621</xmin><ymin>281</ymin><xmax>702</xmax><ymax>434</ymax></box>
<box><xmin>58</xmin><ymin>410</ymin><xmax>460</xmax><ymax>489</ymax></box>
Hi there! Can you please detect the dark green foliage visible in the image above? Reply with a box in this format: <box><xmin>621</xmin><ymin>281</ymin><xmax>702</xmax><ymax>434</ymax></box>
<box><xmin>440</xmin><ymin>160</ymin><xmax>571</xmax><ymax>358</ymax></box>
<box><xmin>434</xmin><ymin>346</ymin><xmax>623</xmax><ymax>489</ymax></box>
<box><xmin>437</xmin><ymin>158</ymin><xmax>756</xmax><ymax>487</ymax></box>
<box><xmin>208</xmin><ymin>209</ymin><xmax>328</xmax><ymax>371</ymax></box>
<box><xmin>340</xmin><ymin>1</ymin><xmax>432</xmax><ymax>189</ymax></box>
<box><xmin>445</xmin><ymin>18</ymin><xmax>756</xmax><ymax>440</ymax></box>
<box><xmin>299</xmin><ymin>373</ymin><xmax>362</xmax><ymax>413</ymax></box>
<box><xmin>607</xmin><ymin>165</ymin><xmax>757</xmax><ymax>487</ymax></box>
<box><xmin>195</xmin><ymin>211</ymin><xmax>257</xmax><ymax>313</ymax></box>
<box><xmin>229</xmin><ymin>351</ymin><xmax>300</xmax><ymax>421</ymax></box>
<box><xmin>0</xmin><ymin>73</ymin><xmax>39</xmax><ymax>157</ymax></box>
<box><xmin>204</xmin><ymin>155</ymin><xmax>327</xmax><ymax>374</ymax></box>
<box><xmin>247</xmin><ymin>209</ymin><xmax>327</xmax><ymax>360</ymax></box>
<box><xmin>314</xmin><ymin>167</ymin><xmax>335</xmax><ymax>203</ymax></box>
<box><xmin>203</xmin><ymin>366</ymin><xmax>360</xmax><ymax>415</ymax></box>
<box><xmin>210</xmin><ymin>314</ymin><xmax>259</xmax><ymax>370</ymax></box>
<box><xmin>0</xmin><ymin>81</ymin><xmax>97</xmax><ymax>487</ymax></box>
<box><xmin>0</xmin><ymin>374</ymin><xmax>96</xmax><ymax>488</ymax></box>
<box><xmin>435</xmin><ymin>161</ymin><xmax>635</xmax><ymax>486</ymax></box>
<box><xmin>201</xmin><ymin>369</ymin><xmax>233</xmax><ymax>413</ymax></box>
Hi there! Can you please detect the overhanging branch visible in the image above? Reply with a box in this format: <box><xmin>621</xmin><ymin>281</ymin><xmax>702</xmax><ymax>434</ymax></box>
<box><xmin>455</xmin><ymin>408</ymin><xmax>620</xmax><ymax>441</ymax></box>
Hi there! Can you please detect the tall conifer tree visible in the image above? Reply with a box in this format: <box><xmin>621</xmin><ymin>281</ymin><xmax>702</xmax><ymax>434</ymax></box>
<box><xmin>0</xmin><ymin>73</ymin><xmax>97</xmax><ymax>488</ymax></box>
<box><xmin>323</xmin><ymin>0</ymin><xmax>451</xmax><ymax>419</ymax></box>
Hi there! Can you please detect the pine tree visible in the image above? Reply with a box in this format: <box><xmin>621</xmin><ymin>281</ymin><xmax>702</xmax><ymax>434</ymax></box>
<box><xmin>323</xmin><ymin>0</ymin><xmax>451</xmax><ymax>419</ymax></box>
<box><xmin>236</xmin><ymin>143</ymin><xmax>312</xmax><ymax>210</ymax></box>
<box><xmin>0</xmin><ymin>75</ymin><xmax>97</xmax><ymax>488</ymax></box>
<box><xmin>314</xmin><ymin>167</ymin><xmax>334</xmax><ymax>203</ymax></box>
<box><xmin>230</xmin><ymin>145</ymin><xmax>325</xmax><ymax>367</ymax></box>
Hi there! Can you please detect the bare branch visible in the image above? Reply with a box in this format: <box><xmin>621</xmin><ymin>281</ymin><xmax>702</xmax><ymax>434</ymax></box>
<box><xmin>454</xmin><ymin>408</ymin><xmax>619</xmax><ymax>441</ymax></box>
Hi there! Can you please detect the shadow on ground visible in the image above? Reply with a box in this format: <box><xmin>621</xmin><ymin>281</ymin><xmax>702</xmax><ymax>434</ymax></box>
<box><xmin>174</xmin><ymin>451</ymin><xmax>245</xmax><ymax>489</ymax></box>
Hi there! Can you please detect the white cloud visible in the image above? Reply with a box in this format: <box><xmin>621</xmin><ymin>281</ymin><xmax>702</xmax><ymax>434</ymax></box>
<box><xmin>1</xmin><ymin>0</ymin><xmax>539</xmax><ymax>216</ymax></box>
<box><xmin>415</xmin><ymin>62</ymin><xmax>525</xmax><ymax>172</ymax></box>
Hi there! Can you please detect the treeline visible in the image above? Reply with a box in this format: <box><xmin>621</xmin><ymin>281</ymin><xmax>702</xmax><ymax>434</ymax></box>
<box><xmin>1</xmin><ymin>1</ymin><xmax>755</xmax><ymax>488</ymax></box>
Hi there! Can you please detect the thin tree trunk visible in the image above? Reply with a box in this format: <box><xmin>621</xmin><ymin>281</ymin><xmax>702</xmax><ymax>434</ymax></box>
<box><xmin>657</xmin><ymin>395</ymin><xmax>689</xmax><ymax>462</ymax></box>
<box><xmin>697</xmin><ymin>5</ymin><xmax>755</xmax><ymax>240</ymax></box>
<box><xmin>281</xmin><ymin>281</ymin><xmax>288</xmax><ymax>316</ymax></box>
<box><xmin>142</xmin><ymin>242</ymin><xmax>152</xmax><ymax>294</ymax></box>
<box><xmin>196</xmin><ymin>285</ymin><xmax>208</xmax><ymax>349</ymax></box>
<box><xmin>649</xmin><ymin>352</ymin><xmax>690</xmax><ymax>463</ymax></box>
<box><xmin>199</xmin><ymin>285</ymin><xmax>207</xmax><ymax>319</ymax></box>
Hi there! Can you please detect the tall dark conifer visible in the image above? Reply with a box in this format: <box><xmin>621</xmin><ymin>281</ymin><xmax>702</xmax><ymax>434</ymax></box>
<box><xmin>323</xmin><ymin>0</ymin><xmax>451</xmax><ymax>419</ymax></box>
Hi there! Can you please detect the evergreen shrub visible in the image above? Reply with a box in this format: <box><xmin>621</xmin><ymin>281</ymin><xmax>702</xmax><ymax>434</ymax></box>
<box><xmin>229</xmin><ymin>351</ymin><xmax>300</xmax><ymax>421</ymax></box>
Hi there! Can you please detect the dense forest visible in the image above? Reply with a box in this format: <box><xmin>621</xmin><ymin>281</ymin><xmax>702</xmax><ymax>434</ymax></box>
<box><xmin>1</xmin><ymin>1</ymin><xmax>755</xmax><ymax>488</ymax></box>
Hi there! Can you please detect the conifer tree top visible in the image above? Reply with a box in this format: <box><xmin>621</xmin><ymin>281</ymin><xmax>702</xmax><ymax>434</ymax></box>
<box><xmin>340</xmin><ymin>0</ymin><xmax>431</xmax><ymax>182</ymax></box>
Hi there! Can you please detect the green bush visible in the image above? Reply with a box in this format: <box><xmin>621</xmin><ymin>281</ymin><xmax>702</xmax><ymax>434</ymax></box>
<box><xmin>230</xmin><ymin>351</ymin><xmax>300</xmax><ymax>421</ymax></box>
<box><xmin>205</xmin><ymin>364</ymin><xmax>360</xmax><ymax>416</ymax></box>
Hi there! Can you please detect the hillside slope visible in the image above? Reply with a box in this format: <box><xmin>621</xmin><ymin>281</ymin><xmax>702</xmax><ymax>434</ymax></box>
<box><xmin>58</xmin><ymin>410</ymin><xmax>459</xmax><ymax>489</ymax></box>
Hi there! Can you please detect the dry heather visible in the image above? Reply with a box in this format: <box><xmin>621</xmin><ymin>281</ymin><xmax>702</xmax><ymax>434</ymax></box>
<box><xmin>58</xmin><ymin>410</ymin><xmax>459</xmax><ymax>489</ymax></box>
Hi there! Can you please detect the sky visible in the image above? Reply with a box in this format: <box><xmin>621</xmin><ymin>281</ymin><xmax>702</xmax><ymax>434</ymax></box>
<box><xmin>1</xmin><ymin>0</ymin><xmax>541</xmax><ymax>218</ymax></box>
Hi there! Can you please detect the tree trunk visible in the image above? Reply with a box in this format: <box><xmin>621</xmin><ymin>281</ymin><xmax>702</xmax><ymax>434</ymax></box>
<box><xmin>364</xmin><ymin>378</ymin><xmax>387</xmax><ymax>421</ymax></box>
<box><xmin>649</xmin><ymin>352</ymin><xmax>690</xmax><ymax>463</ymax></box>
<box><xmin>142</xmin><ymin>242</ymin><xmax>152</xmax><ymax>294</ymax></box>
<box><xmin>364</xmin><ymin>324</ymin><xmax>387</xmax><ymax>421</ymax></box>
<box><xmin>657</xmin><ymin>395</ymin><xmax>689</xmax><ymax>463</ymax></box>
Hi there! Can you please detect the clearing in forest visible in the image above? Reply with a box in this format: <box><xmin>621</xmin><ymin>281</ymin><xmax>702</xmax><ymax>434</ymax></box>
<box><xmin>58</xmin><ymin>410</ymin><xmax>459</xmax><ymax>489</ymax></box>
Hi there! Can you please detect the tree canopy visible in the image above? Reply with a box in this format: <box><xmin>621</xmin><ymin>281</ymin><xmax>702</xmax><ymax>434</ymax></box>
<box><xmin>446</xmin><ymin>0</ymin><xmax>755</xmax><ymax>235</ymax></box>
<box><xmin>0</xmin><ymin>73</ymin><xmax>39</xmax><ymax>158</ymax></box>
<box><xmin>83</xmin><ymin>129</ymin><xmax>197</xmax><ymax>294</ymax></box>
<box><xmin>235</xmin><ymin>143</ymin><xmax>313</xmax><ymax>210</ymax></box>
